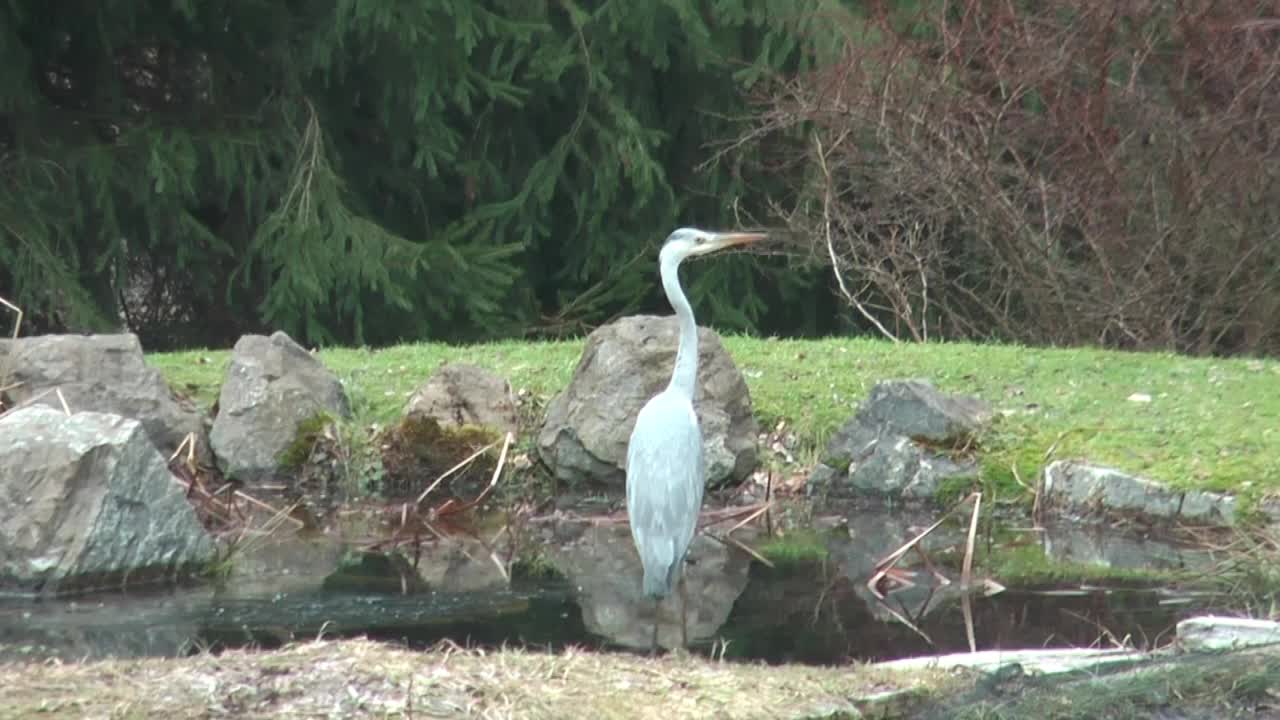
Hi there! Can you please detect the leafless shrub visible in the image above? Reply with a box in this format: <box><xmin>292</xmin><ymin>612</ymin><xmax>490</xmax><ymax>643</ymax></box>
<box><xmin>739</xmin><ymin>1</ymin><xmax>1280</xmax><ymax>354</ymax></box>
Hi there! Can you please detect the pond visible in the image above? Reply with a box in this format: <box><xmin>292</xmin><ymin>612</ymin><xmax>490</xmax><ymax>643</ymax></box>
<box><xmin>0</xmin><ymin>505</ymin><xmax>1229</xmax><ymax>666</ymax></box>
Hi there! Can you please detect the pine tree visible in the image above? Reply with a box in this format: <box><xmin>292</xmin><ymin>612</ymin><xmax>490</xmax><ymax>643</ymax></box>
<box><xmin>0</xmin><ymin>0</ymin><xmax>849</xmax><ymax>348</ymax></box>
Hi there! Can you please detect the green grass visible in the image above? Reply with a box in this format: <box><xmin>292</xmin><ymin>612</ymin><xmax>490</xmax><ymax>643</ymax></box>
<box><xmin>149</xmin><ymin>335</ymin><xmax>1280</xmax><ymax>496</ymax></box>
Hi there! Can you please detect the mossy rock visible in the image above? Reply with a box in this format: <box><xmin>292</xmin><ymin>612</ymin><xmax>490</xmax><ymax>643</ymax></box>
<box><xmin>510</xmin><ymin>553</ymin><xmax>568</xmax><ymax>584</ymax></box>
<box><xmin>279</xmin><ymin>412</ymin><xmax>337</xmax><ymax>469</ymax></box>
<box><xmin>379</xmin><ymin>415</ymin><xmax>500</xmax><ymax>499</ymax></box>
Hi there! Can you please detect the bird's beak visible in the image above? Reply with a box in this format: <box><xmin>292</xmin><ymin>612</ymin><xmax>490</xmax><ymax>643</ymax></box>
<box><xmin>703</xmin><ymin>231</ymin><xmax>767</xmax><ymax>254</ymax></box>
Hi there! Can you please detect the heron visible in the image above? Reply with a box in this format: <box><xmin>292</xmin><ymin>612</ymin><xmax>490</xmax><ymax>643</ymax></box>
<box><xmin>625</xmin><ymin>226</ymin><xmax>766</xmax><ymax>651</ymax></box>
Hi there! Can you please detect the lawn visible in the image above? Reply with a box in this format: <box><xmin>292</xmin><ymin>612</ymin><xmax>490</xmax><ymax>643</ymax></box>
<box><xmin>149</xmin><ymin>334</ymin><xmax>1280</xmax><ymax>497</ymax></box>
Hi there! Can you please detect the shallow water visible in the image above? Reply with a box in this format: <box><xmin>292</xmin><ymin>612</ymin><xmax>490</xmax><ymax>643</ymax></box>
<box><xmin>0</xmin><ymin>507</ymin><xmax>1228</xmax><ymax>665</ymax></box>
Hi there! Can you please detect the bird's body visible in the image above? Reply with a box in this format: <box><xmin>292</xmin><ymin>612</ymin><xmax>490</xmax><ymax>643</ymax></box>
<box><xmin>624</xmin><ymin>227</ymin><xmax>765</xmax><ymax>650</ymax></box>
<box><xmin>627</xmin><ymin>387</ymin><xmax>705</xmax><ymax>598</ymax></box>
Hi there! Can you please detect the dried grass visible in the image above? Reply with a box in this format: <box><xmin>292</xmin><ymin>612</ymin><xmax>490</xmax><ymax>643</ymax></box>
<box><xmin>0</xmin><ymin>638</ymin><xmax>950</xmax><ymax>719</ymax></box>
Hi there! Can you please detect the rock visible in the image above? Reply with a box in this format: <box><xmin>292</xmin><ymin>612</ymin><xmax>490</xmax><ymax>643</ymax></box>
<box><xmin>549</xmin><ymin>525</ymin><xmax>751</xmax><ymax>650</ymax></box>
<box><xmin>404</xmin><ymin>363</ymin><xmax>518</xmax><ymax>436</ymax></box>
<box><xmin>808</xmin><ymin>379</ymin><xmax>991</xmax><ymax>501</ymax></box>
<box><xmin>0</xmin><ymin>406</ymin><xmax>216</xmax><ymax>596</ymax></box>
<box><xmin>209</xmin><ymin>331</ymin><xmax>351</xmax><ymax>483</ymax></box>
<box><xmin>854</xmin><ymin>379</ymin><xmax>993</xmax><ymax>445</ymax></box>
<box><xmin>536</xmin><ymin>315</ymin><xmax>757</xmax><ymax>487</ymax></box>
<box><xmin>0</xmin><ymin>333</ymin><xmax>207</xmax><ymax>460</ymax></box>
<box><xmin>1042</xmin><ymin>461</ymin><xmax>1238</xmax><ymax>526</ymax></box>
<box><xmin>1177</xmin><ymin>616</ymin><xmax>1280</xmax><ymax>652</ymax></box>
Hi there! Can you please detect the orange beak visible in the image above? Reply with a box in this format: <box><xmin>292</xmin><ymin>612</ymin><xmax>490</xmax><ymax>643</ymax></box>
<box><xmin>704</xmin><ymin>231</ymin><xmax>768</xmax><ymax>253</ymax></box>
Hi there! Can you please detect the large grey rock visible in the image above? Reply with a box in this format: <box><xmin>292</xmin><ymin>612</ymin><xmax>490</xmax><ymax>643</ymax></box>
<box><xmin>1177</xmin><ymin>616</ymin><xmax>1280</xmax><ymax>652</ymax></box>
<box><xmin>0</xmin><ymin>333</ymin><xmax>207</xmax><ymax>460</ymax></box>
<box><xmin>808</xmin><ymin>379</ymin><xmax>992</xmax><ymax>501</ymax></box>
<box><xmin>854</xmin><ymin>379</ymin><xmax>993</xmax><ymax>444</ymax></box>
<box><xmin>1042</xmin><ymin>461</ymin><xmax>1238</xmax><ymax>526</ymax></box>
<box><xmin>536</xmin><ymin>315</ymin><xmax>757</xmax><ymax>487</ymax></box>
<box><xmin>209</xmin><ymin>331</ymin><xmax>351</xmax><ymax>483</ymax></box>
<box><xmin>404</xmin><ymin>363</ymin><xmax>518</xmax><ymax>436</ymax></box>
<box><xmin>0</xmin><ymin>406</ymin><xmax>216</xmax><ymax>596</ymax></box>
<box><xmin>548</xmin><ymin>525</ymin><xmax>751</xmax><ymax>650</ymax></box>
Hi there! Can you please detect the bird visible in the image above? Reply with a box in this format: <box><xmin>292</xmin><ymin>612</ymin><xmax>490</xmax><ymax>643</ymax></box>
<box><xmin>625</xmin><ymin>226</ymin><xmax>766</xmax><ymax>651</ymax></box>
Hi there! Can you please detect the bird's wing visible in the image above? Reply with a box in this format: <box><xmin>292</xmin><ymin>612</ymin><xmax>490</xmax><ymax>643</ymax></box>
<box><xmin>625</xmin><ymin>391</ymin><xmax>705</xmax><ymax>588</ymax></box>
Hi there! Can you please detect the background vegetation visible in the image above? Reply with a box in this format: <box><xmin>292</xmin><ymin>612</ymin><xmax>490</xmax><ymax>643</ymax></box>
<box><xmin>0</xmin><ymin>0</ymin><xmax>847</xmax><ymax>348</ymax></box>
<box><xmin>3</xmin><ymin>1</ymin><xmax>1279</xmax><ymax>357</ymax></box>
<box><xmin>734</xmin><ymin>1</ymin><xmax>1280</xmax><ymax>356</ymax></box>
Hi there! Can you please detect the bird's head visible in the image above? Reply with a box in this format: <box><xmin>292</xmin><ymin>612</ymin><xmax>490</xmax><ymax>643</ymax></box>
<box><xmin>660</xmin><ymin>227</ymin><xmax>767</xmax><ymax>264</ymax></box>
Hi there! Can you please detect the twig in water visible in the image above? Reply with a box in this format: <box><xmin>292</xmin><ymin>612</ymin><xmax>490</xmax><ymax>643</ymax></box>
<box><xmin>0</xmin><ymin>295</ymin><xmax>22</xmax><ymax>340</ymax></box>
<box><xmin>765</xmin><ymin>470</ymin><xmax>774</xmax><ymax>537</ymax></box>
<box><xmin>458</xmin><ymin>431</ymin><xmax>514</xmax><ymax>512</ymax></box>
<box><xmin>54</xmin><ymin>388</ymin><xmax>72</xmax><ymax>416</ymax></box>
<box><xmin>415</xmin><ymin>439</ymin><xmax>500</xmax><ymax>506</ymax></box>
<box><xmin>961</xmin><ymin>491</ymin><xmax>982</xmax><ymax>653</ymax></box>
<box><xmin>725</xmin><ymin>502</ymin><xmax>773</xmax><ymax>535</ymax></box>
<box><xmin>705</xmin><ymin>531</ymin><xmax>776</xmax><ymax>569</ymax></box>
<box><xmin>0</xmin><ymin>386</ymin><xmax>57</xmax><ymax>419</ymax></box>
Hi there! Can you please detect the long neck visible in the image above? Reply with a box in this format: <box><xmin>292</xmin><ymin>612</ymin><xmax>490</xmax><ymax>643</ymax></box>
<box><xmin>660</xmin><ymin>253</ymin><xmax>698</xmax><ymax>400</ymax></box>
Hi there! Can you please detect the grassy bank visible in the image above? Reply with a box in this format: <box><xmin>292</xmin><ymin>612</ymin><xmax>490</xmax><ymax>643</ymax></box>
<box><xmin>150</xmin><ymin>335</ymin><xmax>1280</xmax><ymax>497</ymax></box>
<box><xmin>0</xmin><ymin>638</ymin><xmax>944</xmax><ymax>719</ymax></box>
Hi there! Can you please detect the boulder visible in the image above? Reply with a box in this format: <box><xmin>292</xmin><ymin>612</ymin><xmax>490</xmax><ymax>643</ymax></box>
<box><xmin>0</xmin><ymin>406</ymin><xmax>216</xmax><ymax>596</ymax></box>
<box><xmin>808</xmin><ymin>379</ymin><xmax>992</xmax><ymax>501</ymax></box>
<box><xmin>404</xmin><ymin>363</ymin><xmax>518</xmax><ymax>436</ymax></box>
<box><xmin>1042</xmin><ymin>460</ymin><xmax>1238</xmax><ymax>526</ymax></box>
<box><xmin>0</xmin><ymin>333</ymin><xmax>207</xmax><ymax>460</ymax></box>
<box><xmin>854</xmin><ymin>379</ymin><xmax>993</xmax><ymax>445</ymax></box>
<box><xmin>209</xmin><ymin>331</ymin><xmax>351</xmax><ymax>483</ymax></box>
<box><xmin>537</xmin><ymin>315</ymin><xmax>757</xmax><ymax>487</ymax></box>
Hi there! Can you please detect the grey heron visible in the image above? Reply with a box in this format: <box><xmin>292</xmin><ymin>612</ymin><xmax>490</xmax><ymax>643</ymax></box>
<box><xmin>625</xmin><ymin>226</ymin><xmax>766</xmax><ymax>651</ymax></box>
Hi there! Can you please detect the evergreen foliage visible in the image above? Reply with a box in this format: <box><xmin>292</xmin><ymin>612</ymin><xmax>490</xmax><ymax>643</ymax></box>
<box><xmin>0</xmin><ymin>0</ymin><xmax>848</xmax><ymax>348</ymax></box>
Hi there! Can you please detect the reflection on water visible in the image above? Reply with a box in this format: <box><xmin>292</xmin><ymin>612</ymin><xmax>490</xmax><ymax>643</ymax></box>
<box><xmin>0</xmin><ymin>506</ymin><xmax>1225</xmax><ymax>665</ymax></box>
<box><xmin>550</xmin><ymin>525</ymin><xmax>751</xmax><ymax>650</ymax></box>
